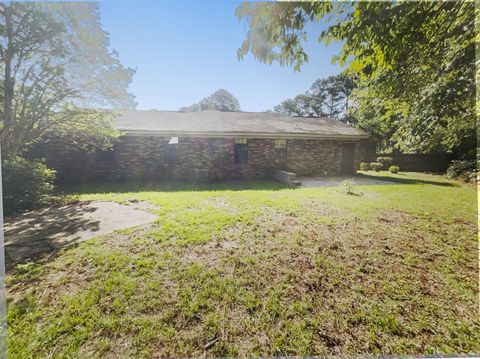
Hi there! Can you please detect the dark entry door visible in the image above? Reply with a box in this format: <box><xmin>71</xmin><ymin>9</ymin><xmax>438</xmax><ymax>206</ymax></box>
<box><xmin>341</xmin><ymin>143</ymin><xmax>355</xmax><ymax>175</ymax></box>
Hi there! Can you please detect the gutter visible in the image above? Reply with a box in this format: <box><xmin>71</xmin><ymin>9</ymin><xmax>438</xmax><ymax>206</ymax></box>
<box><xmin>119</xmin><ymin>130</ymin><xmax>369</xmax><ymax>140</ymax></box>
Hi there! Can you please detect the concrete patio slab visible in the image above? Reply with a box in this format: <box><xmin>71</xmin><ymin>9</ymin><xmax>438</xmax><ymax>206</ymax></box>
<box><xmin>299</xmin><ymin>176</ymin><xmax>396</xmax><ymax>187</ymax></box>
<box><xmin>4</xmin><ymin>201</ymin><xmax>158</xmax><ymax>265</ymax></box>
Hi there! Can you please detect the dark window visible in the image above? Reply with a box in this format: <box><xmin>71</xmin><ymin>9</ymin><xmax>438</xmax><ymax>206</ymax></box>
<box><xmin>165</xmin><ymin>137</ymin><xmax>179</xmax><ymax>164</ymax></box>
<box><xmin>96</xmin><ymin>149</ymin><xmax>114</xmax><ymax>161</ymax></box>
<box><xmin>234</xmin><ymin>138</ymin><xmax>248</xmax><ymax>164</ymax></box>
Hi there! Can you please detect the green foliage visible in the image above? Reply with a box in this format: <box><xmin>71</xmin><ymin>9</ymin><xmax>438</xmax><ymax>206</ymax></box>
<box><xmin>446</xmin><ymin>160</ymin><xmax>477</xmax><ymax>183</ymax></box>
<box><xmin>273</xmin><ymin>72</ymin><xmax>356</xmax><ymax>123</ymax></box>
<box><xmin>370</xmin><ymin>162</ymin><xmax>383</xmax><ymax>172</ymax></box>
<box><xmin>272</xmin><ymin>97</ymin><xmax>303</xmax><ymax>117</ymax></box>
<box><xmin>359</xmin><ymin>162</ymin><xmax>371</xmax><ymax>171</ymax></box>
<box><xmin>40</xmin><ymin>2</ymin><xmax>137</xmax><ymax>109</ymax></box>
<box><xmin>180</xmin><ymin>89</ymin><xmax>241</xmax><ymax>112</ymax></box>
<box><xmin>377</xmin><ymin>157</ymin><xmax>393</xmax><ymax>169</ymax></box>
<box><xmin>0</xmin><ymin>2</ymin><xmax>135</xmax><ymax>157</ymax></box>
<box><xmin>347</xmin><ymin>84</ymin><xmax>403</xmax><ymax>151</ymax></box>
<box><xmin>2</xmin><ymin>156</ymin><xmax>55</xmax><ymax>215</ymax></box>
<box><xmin>236</xmin><ymin>2</ymin><xmax>335</xmax><ymax>72</ymax></box>
<box><xmin>389</xmin><ymin>165</ymin><xmax>400</xmax><ymax>174</ymax></box>
<box><xmin>47</xmin><ymin>106</ymin><xmax>120</xmax><ymax>152</ymax></box>
<box><xmin>237</xmin><ymin>2</ymin><xmax>476</xmax><ymax>156</ymax></box>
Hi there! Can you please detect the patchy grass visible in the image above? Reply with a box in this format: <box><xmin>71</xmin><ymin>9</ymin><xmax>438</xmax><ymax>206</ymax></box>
<box><xmin>7</xmin><ymin>173</ymin><xmax>479</xmax><ymax>358</ymax></box>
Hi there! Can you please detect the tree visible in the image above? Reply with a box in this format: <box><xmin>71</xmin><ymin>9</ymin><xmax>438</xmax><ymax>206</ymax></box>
<box><xmin>0</xmin><ymin>2</ymin><xmax>136</xmax><ymax>157</ymax></box>
<box><xmin>237</xmin><ymin>1</ymin><xmax>475</xmax><ymax>154</ymax></box>
<box><xmin>273</xmin><ymin>98</ymin><xmax>302</xmax><ymax>117</ymax></box>
<box><xmin>311</xmin><ymin>73</ymin><xmax>355</xmax><ymax>121</ymax></box>
<box><xmin>274</xmin><ymin>92</ymin><xmax>325</xmax><ymax>118</ymax></box>
<box><xmin>180</xmin><ymin>89</ymin><xmax>241</xmax><ymax>112</ymax></box>
<box><xmin>347</xmin><ymin>82</ymin><xmax>402</xmax><ymax>152</ymax></box>
<box><xmin>273</xmin><ymin>72</ymin><xmax>355</xmax><ymax>123</ymax></box>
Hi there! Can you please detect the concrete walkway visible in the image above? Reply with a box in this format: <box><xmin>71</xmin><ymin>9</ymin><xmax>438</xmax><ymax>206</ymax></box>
<box><xmin>299</xmin><ymin>176</ymin><xmax>395</xmax><ymax>187</ymax></box>
<box><xmin>4</xmin><ymin>201</ymin><xmax>158</xmax><ymax>266</ymax></box>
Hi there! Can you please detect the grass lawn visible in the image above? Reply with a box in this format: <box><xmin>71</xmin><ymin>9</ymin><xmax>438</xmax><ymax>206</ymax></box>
<box><xmin>6</xmin><ymin>172</ymin><xmax>479</xmax><ymax>358</ymax></box>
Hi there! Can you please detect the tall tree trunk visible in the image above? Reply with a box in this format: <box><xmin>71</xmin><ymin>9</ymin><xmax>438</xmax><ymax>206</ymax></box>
<box><xmin>1</xmin><ymin>4</ymin><xmax>16</xmax><ymax>158</ymax></box>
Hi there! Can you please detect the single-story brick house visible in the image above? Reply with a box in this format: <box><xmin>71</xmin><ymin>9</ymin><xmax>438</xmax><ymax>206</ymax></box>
<box><xmin>33</xmin><ymin>110</ymin><xmax>370</xmax><ymax>183</ymax></box>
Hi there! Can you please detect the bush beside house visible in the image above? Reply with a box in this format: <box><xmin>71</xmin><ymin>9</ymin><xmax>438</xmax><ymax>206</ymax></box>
<box><xmin>446</xmin><ymin>159</ymin><xmax>477</xmax><ymax>183</ymax></box>
<box><xmin>377</xmin><ymin>157</ymin><xmax>393</xmax><ymax>169</ymax></box>
<box><xmin>359</xmin><ymin>162</ymin><xmax>371</xmax><ymax>171</ymax></box>
<box><xmin>389</xmin><ymin>165</ymin><xmax>400</xmax><ymax>174</ymax></box>
<box><xmin>2</xmin><ymin>157</ymin><xmax>56</xmax><ymax>215</ymax></box>
<box><xmin>370</xmin><ymin>162</ymin><xmax>383</xmax><ymax>172</ymax></box>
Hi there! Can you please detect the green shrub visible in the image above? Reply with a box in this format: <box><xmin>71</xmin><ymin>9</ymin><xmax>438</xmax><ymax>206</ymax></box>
<box><xmin>446</xmin><ymin>159</ymin><xmax>477</xmax><ymax>183</ymax></box>
<box><xmin>377</xmin><ymin>157</ymin><xmax>393</xmax><ymax>169</ymax></box>
<box><xmin>370</xmin><ymin>162</ymin><xmax>383</xmax><ymax>172</ymax></box>
<box><xmin>2</xmin><ymin>156</ymin><xmax>56</xmax><ymax>215</ymax></box>
<box><xmin>359</xmin><ymin>162</ymin><xmax>371</xmax><ymax>171</ymax></box>
<box><xmin>389</xmin><ymin>165</ymin><xmax>400</xmax><ymax>174</ymax></box>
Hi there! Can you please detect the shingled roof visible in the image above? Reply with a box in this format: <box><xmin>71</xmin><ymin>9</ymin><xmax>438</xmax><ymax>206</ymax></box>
<box><xmin>114</xmin><ymin>110</ymin><xmax>368</xmax><ymax>139</ymax></box>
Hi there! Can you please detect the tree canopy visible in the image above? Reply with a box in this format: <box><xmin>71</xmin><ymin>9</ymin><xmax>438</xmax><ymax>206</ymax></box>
<box><xmin>274</xmin><ymin>72</ymin><xmax>355</xmax><ymax>123</ymax></box>
<box><xmin>0</xmin><ymin>2</ymin><xmax>136</xmax><ymax>157</ymax></box>
<box><xmin>180</xmin><ymin>89</ymin><xmax>241</xmax><ymax>112</ymax></box>
<box><xmin>237</xmin><ymin>1</ymin><xmax>476</xmax><ymax>154</ymax></box>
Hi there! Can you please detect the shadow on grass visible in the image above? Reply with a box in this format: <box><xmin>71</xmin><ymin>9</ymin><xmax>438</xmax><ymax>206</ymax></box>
<box><xmin>356</xmin><ymin>172</ymin><xmax>458</xmax><ymax>187</ymax></box>
<box><xmin>6</xmin><ymin>239</ymin><xmax>86</xmax><ymax>276</ymax></box>
<box><xmin>4</xmin><ymin>203</ymin><xmax>101</xmax><ymax>269</ymax></box>
<box><xmin>58</xmin><ymin>179</ymin><xmax>291</xmax><ymax>195</ymax></box>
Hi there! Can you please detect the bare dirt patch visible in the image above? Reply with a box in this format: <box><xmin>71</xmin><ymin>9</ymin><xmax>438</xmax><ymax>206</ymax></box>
<box><xmin>378</xmin><ymin>210</ymin><xmax>418</xmax><ymax>224</ymax></box>
<box><xmin>299</xmin><ymin>198</ymin><xmax>346</xmax><ymax>218</ymax></box>
<box><xmin>126</xmin><ymin>198</ymin><xmax>161</xmax><ymax>213</ymax></box>
<box><xmin>205</xmin><ymin>196</ymin><xmax>239</xmax><ymax>213</ymax></box>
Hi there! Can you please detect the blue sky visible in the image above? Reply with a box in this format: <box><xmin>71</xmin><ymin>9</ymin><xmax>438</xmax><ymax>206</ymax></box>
<box><xmin>99</xmin><ymin>1</ymin><xmax>344</xmax><ymax>112</ymax></box>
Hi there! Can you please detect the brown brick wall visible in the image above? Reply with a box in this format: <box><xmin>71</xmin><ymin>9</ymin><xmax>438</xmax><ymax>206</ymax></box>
<box><xmin>30</xmin><ymin>135</ymin><xmax>359</xmax><ymax>183</ymax></box>
<box><xmin>286</xmin><ymin>139</ymin><xmax>342</xmax><ymax>176</ymax></box>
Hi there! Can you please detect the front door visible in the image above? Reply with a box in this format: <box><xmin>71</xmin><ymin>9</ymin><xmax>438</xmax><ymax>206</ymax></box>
<box><xmin>341</xmin><ymin>143</ymin><xmax>355</xmax><ymax>175</ymax></box>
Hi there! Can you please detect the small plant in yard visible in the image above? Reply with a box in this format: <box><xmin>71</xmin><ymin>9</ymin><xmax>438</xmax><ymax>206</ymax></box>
<box><xmin>370</xmin><ymin>162</ymin><xmax>383</xmax><ymax>172</ymax></box>
<box><xmin>389</xmin><ymin>165</ymin><xmax>400</xmax><ymax>174</ymax></box>
<box><xmin>340</xmin><ymin>178</ymin><xmax>356</xmax><ymax>195</ymax></box>
<box><xmin>377</xmin><ymin>157</ymin><xmax>393</xmax><ymax>169</ymax></box>
<box><xmin>359</xmin><ymin>162</ymin><xmax>371</xmax><ymax>171</ymax></box>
